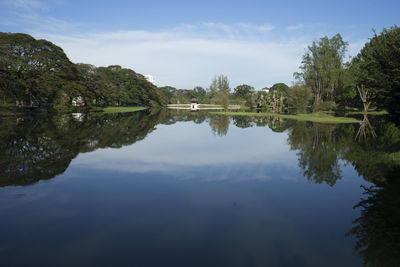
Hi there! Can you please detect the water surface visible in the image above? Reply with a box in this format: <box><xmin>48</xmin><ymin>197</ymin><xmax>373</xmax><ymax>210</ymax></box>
<box><xmin>1</xmin><ymin>110</ymin><xmax>399</xmax><ymax>266</ymax></box>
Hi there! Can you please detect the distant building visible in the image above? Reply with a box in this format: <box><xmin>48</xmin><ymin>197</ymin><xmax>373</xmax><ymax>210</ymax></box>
<box><xmin>261</xmin><ymin>87</ymin><xmax>270</xmax><ymax>93</ymax></box>
<box><xmin>72</xmin><ymin>96</ymin><xmax>85</xmax><ymax>106</ymax></box>
<box><xmin>144</xmin><ymin>75</ymin><xmax>156</xmax><ymax>85</ymax></box>
<box><xmin>190</xmin><ymin>98</ymin><xmax>199</xmax><ymax>111</ymax></box>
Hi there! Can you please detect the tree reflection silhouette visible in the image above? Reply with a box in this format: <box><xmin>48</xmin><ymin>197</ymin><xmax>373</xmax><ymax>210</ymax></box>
<box><xmin>346</xmin><ymin>167</ymin><xmax>400</xmax><ymax>266</ymax></box>
<box><xmin>0</xmin><ymin>110</ymin><xmax>165</xmax><ymax>186</ymax></box>
<box><xmin>209</xmin><ymin>115</ymin><xmax>230</xmax><ymax>136</ymax></box>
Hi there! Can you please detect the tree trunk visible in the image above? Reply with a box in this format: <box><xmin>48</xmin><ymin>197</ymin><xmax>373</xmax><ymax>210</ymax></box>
<box><xmin>357</xmin><ymin>85</ymin><xmax>370</xmax><ymax>113</ymax></box>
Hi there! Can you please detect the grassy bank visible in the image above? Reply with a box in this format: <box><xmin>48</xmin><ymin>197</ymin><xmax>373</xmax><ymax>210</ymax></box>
<box><xmin>210</xmin><ymin>111</ymin><xmax>360</xmax><ymax>123</ymax></box>
<box><xmin>347</xmin><ymin>110</ymin><xmax>388</xmax><ymax>115</ymax></box>
<box><xmin>102</xmin><ymin>106</ymin><xmax>148</xmax><ymax>114</ymax></box>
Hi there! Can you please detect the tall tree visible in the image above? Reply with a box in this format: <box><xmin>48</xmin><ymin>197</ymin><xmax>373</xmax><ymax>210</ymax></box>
<box><xmin>295</xmin><ymin>34</ymin><xmax>348</xmax><ymax>107</ymax></box>
<box><xmin>217</xmin><ymin>75</ymin><xmax>230</xmax><ymax>93</ymax></box>
<box><xmin>209</xmin><ymin>76</ymin><xmax>218</xmax><ymax>94</ymax></box>
<box><xmin>269</xmin><ymin>83</ymin><xmax>290</xmax><ymax>113</ymax></box>
<box><xmin>350</xmin><ymin>26</ymin><xmax>400</xmax><ymax>121</ymax></box>
<box><xmin>0</xmin><ymin>32</ymin><xmax>80</xmax><ymax>104</ymax></box>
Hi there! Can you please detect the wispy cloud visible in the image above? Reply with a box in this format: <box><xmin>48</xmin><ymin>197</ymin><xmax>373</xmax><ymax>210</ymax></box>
<box><xmin>1</xmin><ymin>4</ymin><xmax>364</xmax><ymax>89</ymax></box>
<box><xmin>239</xmin><ymin>23</ymin><xmax>275</xmax><ymax>33</ymax></box>
<box><xmin>14</xmin><ymin>12</ymin><xmax>83</xmax><ymax>32</ymax></box>
<box><xmin>287</xmin><ymin>24</ymin><xmax>304</xmax><ymax>31</ymax></box>
<box><xmin>0</xmin><ymin>0</ymin><xmax>47</xmax><ymax>10</ymax></box>
<box><xmin>33</xmin><ymin>23</ymin><xmax>307</xmax><ymax>88</ymax></box>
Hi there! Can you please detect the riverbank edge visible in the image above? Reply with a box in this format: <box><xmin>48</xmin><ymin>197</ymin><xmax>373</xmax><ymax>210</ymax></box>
<box><xmin>210</xmin><ymin>111</ymin><xmax>361</xmax><ymax>123</ymax></box>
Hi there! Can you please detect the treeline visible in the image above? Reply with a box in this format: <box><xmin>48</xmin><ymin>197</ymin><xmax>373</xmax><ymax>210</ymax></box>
<box><xmin>160</xmin><ymin>26</ymin><xmax>399</xmax><ymax>123</ymax></box>
<box><xmin>278</xmin><ymin>26</ymin><xmax>399</xmax><ymax>119</ymax></box>
<box><xmin>0</xmin><ymin>32</ymin><xmax>167</xmax><ymax>108</ymax></box>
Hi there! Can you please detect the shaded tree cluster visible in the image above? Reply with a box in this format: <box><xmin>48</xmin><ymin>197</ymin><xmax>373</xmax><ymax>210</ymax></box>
<box><xmin>0</xmin><ymin>32</ymin><xmax>166</xmax><ymax>108</ymax></box>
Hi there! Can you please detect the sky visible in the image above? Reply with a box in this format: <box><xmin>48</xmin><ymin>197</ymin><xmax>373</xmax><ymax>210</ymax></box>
<box><xmin>0</xmin><ymin>0</ymin><xmax>399</xmax><ymax>89</ymax></box>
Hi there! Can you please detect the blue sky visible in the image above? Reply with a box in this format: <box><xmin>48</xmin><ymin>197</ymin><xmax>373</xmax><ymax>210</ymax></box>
<box><xmin>0</xmin><ymin>0</ymin><xmax>399</xmax><ymax>89</ymax></box>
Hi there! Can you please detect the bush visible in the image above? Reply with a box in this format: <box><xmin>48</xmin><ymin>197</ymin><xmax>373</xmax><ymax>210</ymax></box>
<box><xmin>314</xmin><ymin>101</ymin><xmax>337</xmax><ymax>112</ymax></box>
<box><xmin>288</xmin><ymin>85</ymin><xmax>312</xmax><ymax>113</ymax></box>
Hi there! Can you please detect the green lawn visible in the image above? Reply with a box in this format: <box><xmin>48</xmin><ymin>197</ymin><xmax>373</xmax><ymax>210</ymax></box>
<box><xmin>347</xmin><ymin>110</ymin><xmax>388</xmax><ymax>115</ymax></box>
<box><xmin>102</xmin><ymin>106</ymin><xmax>148</xmax><ymax>113</ymax></box>
<box><xmin>210</xmin><ymin>111</ymin><xmax>360</xmax><ymax>123</ymax></box>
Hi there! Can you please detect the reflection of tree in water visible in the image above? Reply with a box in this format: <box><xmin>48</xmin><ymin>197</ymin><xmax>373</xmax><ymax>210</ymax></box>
<box><xmin>233</xmin><ymin>116</ymin><xmax>253</xmax><ymax>129</ymax></box>
<box><xmin>0</xmin><ymin>109</ymin><xmax>164</xmax><ymax>186</ymax></box>
<box><xmin>209</xmin><ymin>115</ymin><xmax>230</xmax><ymax>136</ymax></box>
<box><xmin>355</xmin><ymin>114</ymin><xmax>377</xmax><ymax>142</ymax></box>
<box><xmin>159</xmin><ymin>109</ymin><xmax>207</xmax><ymax>125</ymax></box>
<box><xmin>287</xmin><ymin>122</ymin><xmax>344</xmax><ymax>186</ymax></box>
<box><xmin>231</xmin><ymin>115</ymin><xmax>294</xmax><ymax>132</ymax></box>
<box><xmin>346</xmin><ymin>167</ymin><xmax>400</xmax><ymax>267</ymax></box>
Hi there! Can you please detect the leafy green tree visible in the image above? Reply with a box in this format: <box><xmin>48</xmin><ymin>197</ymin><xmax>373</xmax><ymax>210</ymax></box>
<box><xmin>159</xmin><ymin>86</ymin><xmax>177</xmax><ymax>103</ymax></box>
<box><xmin>217</xmin><ymin>75</ymin><xmax>230</xmax><ymax>94</ymax></box>
<box><xmin>350</xmin><ymin>26</ymin><xmax>400</xmax><ymax>121</ymax></box>
<box><xmin>295</xmin><ymin>34</ymin><xmax>348</xmax><ymax>108</ymax></box>
<box><xmin>233</xmin><ymin>84</ymin><xmax>255</xmax><ymax>99</ymax></box>
<box><xmin>288</xmin><ymin>84</ymin><xmax>312</xmax><ymax>113</ymax></box>
<box><xmin>209</xmin><ymin>76</ymin><xmax>218</xmax><ymax>95</ymax></box>
<box><xmin>209</xmin><ymin>75</ymin><xmax>231</xmax><ymax>94</ymax></box>
<box><xmin>0</xmin><ymin>32</ymin><xmax>167</xmax><ymax>108</ymax></box>
<box><xmin>269</xmin><ymin>83</ymin><xmax>289</xmax><ymax>113</ymax></box>
<box><xmin>212</xmin><ymin>91</ymin><xmax>230</xmax><ymax>110</ymax></box>
<box><xmin>0</xmin><ymin>32</ymin><xmax>80</xmax><ymax>104</ymax></box>
<box><xmin>193</xmin><ymin>86</ymin><xmax>206</xmax><ymax>97</ymax></box>
<box><xmin>270</xmin><ymin>83</ymin><xmax>289</xmax><ymax>95</ymax></box>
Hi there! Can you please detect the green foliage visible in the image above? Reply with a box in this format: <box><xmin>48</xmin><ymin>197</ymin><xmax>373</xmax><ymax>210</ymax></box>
<box><xmin>159</xmin><ymin>86</ymin><xmax>177</xmax><ymax>103</ymax></box>
<box><xmin>209</xmin><ymin>75</ymin><xmax>230</xmax><ymax>94</ymax></box>
<box><xmin>211</xmin><ymin>91</ymin><xmax>230</xmax><ymax>110</ymax></box>
<box><xmin>211</xmin><ymin>111</ymin><xmax>360</xmax><ymax>123</ymax></box>
<box><xmin>102</xmin><ymin>107</ymin><xmax>147</xmax><ymax>113</ymax></box>
<box><xmin>313</xmin><ymin>101</ymin><xmax>337</xmax><ymax>112</ymax></box>
<box><xmin>193</xmin><ymin>86</ymin><xmax>206</xmax><ymax>97</ymax></box>
<box><xmin>233</xmin><ymin>84</ymin><xmax>255</xmax><ymax>99</ymax></box>
<box><xmin>288</xmin><ymin>84</ymin><xmax>312</xmax><ymax>113</ymax></box>
<box><xmin>0</xmin><ymin>110</ymin><xmax>166</xmax><ymax>186</ymax></box>
<box><xmin>347</xmin><ymin>175</ymin><xmax>400</xmax><ymax>267</ymax></box>
<box><xmin>209</xmin><ymin>114</ymin><xmax>230</xmax><ymax>136</ymax></box>
<box><xmin>267</xmin><ymin>83</ymin><xmax>289</xmax><ymax>113</ymax></box>
<box><xmin>0</xmin><ymin>32</ymin><xmax>80</xmax><ymax>104</ymax></box>
<box><xmin>351</xmin><ymin>26</ymin><xmax>400</xmax><ymax>121</ymax></box>
<box><xmin>233</xmin><ymin>84</ymin><xmax>255</xmax><ymax>108</ymax></box>
<box><xmin>0</xmin><ymin>32</ymin><xmax>167</xmax><ymax>108</ymax></box>
<box><xmin>270</xmin><ymin>83</ymin><xmax>289</xmax><ymax>95</ymax></box>
<box><xmin>295</xmin><ymin>34</ymin><xmax>348</xmax><ymax>105</ymax></box>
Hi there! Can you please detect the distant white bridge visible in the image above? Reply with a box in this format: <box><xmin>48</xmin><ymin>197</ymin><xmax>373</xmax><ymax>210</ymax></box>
<box><xmin>167</xmin><ymin>104</ymin><xmax>240</xmax><ymax>110</ymax></box>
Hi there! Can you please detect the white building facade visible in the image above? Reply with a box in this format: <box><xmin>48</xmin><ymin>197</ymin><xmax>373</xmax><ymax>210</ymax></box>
<box><xmin>144</xmin><ymin>75</ymin><xmax>156</xmax><ymax>85</ymax></box>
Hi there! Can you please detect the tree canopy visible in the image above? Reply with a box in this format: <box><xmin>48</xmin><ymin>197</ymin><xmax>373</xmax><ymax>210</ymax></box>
<box><xmin>350</xmin><ymin>26</ymin><xmax>400</xmax><ymax>120</ymax></box>
<box><xmin>295</xmin><ymin>34</ymin><xmax>348</xmax><ymax>106</ymax></box>
<box><xmin>0</xmin><ymin>32</ymin><xmax>166</xmax><ymax>107</ymax></box>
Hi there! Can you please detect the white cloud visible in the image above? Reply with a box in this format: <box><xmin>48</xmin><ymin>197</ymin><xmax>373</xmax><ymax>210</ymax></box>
<box><xmin>239</xmin><ymin>23</ymin><xmax>275</xmax><ymax>33</ymax></box>
<box><xmin>14</xmin><ymin>12</ymin><xmax>83</xmax><ymax>32</ymax></box>
<box><xmin>287</xmin><ymin>24</ymin><xmax>304</xmax><ymax>31</ymax></box>
<box><xmin>0</xmin><ymin>0</ymin><xmax>47</xmax><ymax>10</ymax></box>
<box><xmin>32</xmin><ymin>23</ymin><xmax>306</xmax><ymax>89</ymax></box>
<box><xmin>72</xmin><ymin>122</ymin><xmax>299</xmax><ymax>182</ymax></box>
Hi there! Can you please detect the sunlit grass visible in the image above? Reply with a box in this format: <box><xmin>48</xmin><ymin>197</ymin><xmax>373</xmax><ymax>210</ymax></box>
<box><xmin>210</xmin><ymin>111</ymin><xmax>360</xmax><ymax>123</ymax></box>
<box><xmin>102</xmin><ymin>106</ymin><xmax>147</xmax><ymax>113</ymax></box>
<box><xmin>347</xmin><ymin>110</ymin><xmax>388</xmax><ymax>115</ymax></box>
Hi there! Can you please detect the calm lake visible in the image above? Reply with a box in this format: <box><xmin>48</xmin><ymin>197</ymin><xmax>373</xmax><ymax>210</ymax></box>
<box><xmin>1</xmin><ymin>110</ymin><xmax>399</xmax><ymax>266</ymax></box>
